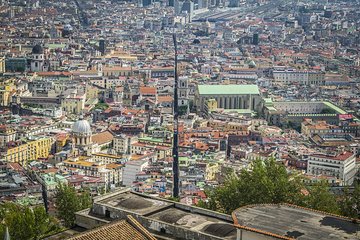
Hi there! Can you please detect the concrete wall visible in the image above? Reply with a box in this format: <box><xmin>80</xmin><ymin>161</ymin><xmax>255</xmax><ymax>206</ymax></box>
<box><xmin>87</xmin><ymin>202</ymin><xmax>227</xmax><ymax>240</ymax></box>
<box><xmin>75</xmin><ymin>190</ymin><xmax>282</xmax><ymax>240</ymax></box>
<box><xmin>173</xmin><ymin>202</ymin><xmax>233</xmax><ymax>222</ymax></box>
<box><xmin>237</xmin><ymin>229</ymin><xmax>279</xmax><ymax>240</ymax></box>
<box><xmin>75</xmin><ymin>208</ymin><xmax>109</xmax><ymax>229</ymax></box>
<box><xmin>273</xmin><ymin>102</ymin><xmax>324</xmax><ymax>114</ymax></box>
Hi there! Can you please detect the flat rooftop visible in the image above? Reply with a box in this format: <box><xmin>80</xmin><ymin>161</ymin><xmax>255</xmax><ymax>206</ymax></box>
<box><xmin>233</xmin><ymin>204</ymin><xmax>360</xmax><ymax>240</ymax></box>
<box><xmin>198</xmin><ymin>84</ymin><xmax>260</xmax><ymax>95</ymax></box>
<box><xmin>98</xmin><ymin>191</ymin><xmax>172</xmax><ymax>215</ymax></box>
<box><xmin>149</xmin><ymin>208</ymin><xmax>237</xmax><ymax>239</ymax></box>
<box><xmin>89</xmin><ymin>190</ymin><xmax>237</xmax><ymax>239</ymax></box>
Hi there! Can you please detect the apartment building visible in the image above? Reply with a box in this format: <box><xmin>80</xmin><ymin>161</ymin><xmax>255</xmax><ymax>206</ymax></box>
<box><xmin>62</xmin><ymin>158</ymin><xmax>123</xmax><ymax>187</ymax></box>
<box><xmin>307</xmin><ymin>151</ymin><xmax>356</xmax><ymax>185</ymax></box>
<box><xmin>272</xmin><ymin>68</ymin><xmax>325</xmax><ymax>85</ymax></box>
<box><xmin>301</xmin><ymin>119</ymin><xmax>343</xmax><ymax>138</ymax></box>
<box><xmin>0</xmin><ymin>126</ymin><xmax>16</xmax><ymax>147</ymax></box>
<box><xmin>1</xmin><ymin>137</ymin><xmax>53</xmax><ymax>164</ymax></box>
<box><xmin>113</xmin><ymin>134</ymin><xmax>138</xmax><ymax>155</ymax></box>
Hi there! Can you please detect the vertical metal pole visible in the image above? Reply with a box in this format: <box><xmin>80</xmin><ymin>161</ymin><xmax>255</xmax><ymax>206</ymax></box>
<box><xmin>172</xmin><ymin>33</ymin><xmax>179</xmax><ymax>198</ymax></box>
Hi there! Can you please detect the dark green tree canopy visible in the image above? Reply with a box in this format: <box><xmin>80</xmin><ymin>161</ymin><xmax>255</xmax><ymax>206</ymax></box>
<box><xmin>54</xmin><ymin>183</ymin><xmax>92</xmax><ymax>227</ymax></box>
<box><xmin>198</xmin><ymin>158</ymin><xmax>357</xmax><ymax>219</ymax></box>
<box><xmin>0</xmin><ymin>202</ymin><xmax>61</xmax><ymax>240</ymax></box>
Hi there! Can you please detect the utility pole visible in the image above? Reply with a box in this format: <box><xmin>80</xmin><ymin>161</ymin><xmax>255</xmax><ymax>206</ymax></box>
<box><xmin>172</xmin><ymin>33</ymin><xmax>179</xmax><ymax>198</ymax></box>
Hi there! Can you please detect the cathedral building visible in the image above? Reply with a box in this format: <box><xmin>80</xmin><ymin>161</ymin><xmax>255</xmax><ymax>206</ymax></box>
<box><xmin>72</xmin><ymin>116</ymin><xmax>93</xmax><ymax>156</ymax></box>
<box><xmin>195</xmin><ymin>84</ymin><xmax>262</xmax><ymax>116</ymax></box>
<box><xmin>30</xmin><ymin>44</ymin><xmax>49</xmax><ymax>72</ymax></box>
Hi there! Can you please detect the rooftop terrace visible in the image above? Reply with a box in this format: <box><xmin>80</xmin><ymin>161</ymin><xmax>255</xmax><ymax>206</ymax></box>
<box><xmin>233</xmin><ymin>204</ymin><xmax>360</xmax><ymax>240</ymax></box>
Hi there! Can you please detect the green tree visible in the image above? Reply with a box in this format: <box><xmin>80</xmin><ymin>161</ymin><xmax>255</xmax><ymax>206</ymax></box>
<box><xmin>189</xmin><ymin>100</ymin><xmax>194</xmax><ymax>112</ymax></box>
<box><xmin>178</xmin><ymin>105</ymin><xmax>188</xmax><ymax>116</ymax></box>
<box><xmin>197</xmin><ymin>158</ymin><xmax>356</xmax><ymax>217</ymax></box>
<box><xmin>0</xmin><ymin>202</ymin><xmax>60</xmax><ymax>240</ymax></box>
<box><xmin>33</xmin><ymin>206</ymin><xmax>54</xmax><ymax>237</ymax></box>
<box><xmin>320</xmin><ymin>108</ymin><xmax>337</xmax><ymax>114</ymax></box>
<box><xmin>304</xmin><ymin>181</ymin><xmax>340</xmax><ymax>214</ymax></box>
<box><xmin>94</xmin><ymin>101</ymin><xmax>109</xmax><ymax>111</ymax></box>
<box><xmin>55</xmin><ymin>183</ymin><xmax>92</xmax><ymax>227</ymax></box>
<box><xmin>199</xmin><ymin>158</ymin><xmax>305</xmax><ymax>214</ymax></box>
<box><xmin>79</xmin><ymin>189</ymin><xmax>93</xmax><ymax>209</ymax></box>
<box><xmin>167</xmin><ymin>196</ymin><xmax>180</xmax><ymax>202</ymax></box>
<box><xmin>339</xmin><ymin>183</ymin><xmax>360</xmax><ymax>218</ymax></box>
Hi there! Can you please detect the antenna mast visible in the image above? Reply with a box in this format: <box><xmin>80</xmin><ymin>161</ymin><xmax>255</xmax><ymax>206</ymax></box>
<box><xmin>172</xmin><ymin>33</ymin><xmax>179</xmax><ymax>198</ymax></box>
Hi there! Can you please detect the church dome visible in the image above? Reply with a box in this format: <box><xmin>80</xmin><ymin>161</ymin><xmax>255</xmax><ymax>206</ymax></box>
<box><xmin>72</xmin><ymin>118</ymin><xmax>92</xmax><ymax>135</ymax></box>
<box><xmin>193</xmin><ymin>39</ymin><xmax>200</xmax><ymax>44</ymax></box>
<box><xmin>32</xmin><ymin>44</ymin><xmax>43</xmax><ymax>54</ymax></box>
<box><xmin>63</xmin><ymin>24</ymin><xmax>73</xmax><ymax>32</ymax></box>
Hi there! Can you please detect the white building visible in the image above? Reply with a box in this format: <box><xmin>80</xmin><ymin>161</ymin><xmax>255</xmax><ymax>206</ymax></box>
<box><xmin>195</xmin><ymin>84</ymin><xmax>262</xmax><ymax>114</ymax></box>
<box><xmin>113</xmin><ymin>134</ymin><xmax>138</xmax><ymax>155</ymax></box>
<box><xmin>72</xmin><ymin>116</ymin><xmax>93</xmax><ymax>156</ymax></box>
<box><xmin>62</xmin><ymin>158</ymin><xmax>123</xmax><ymax>188</ymax></box>
<box><xmin>178</xmin><ymin>76</ymin><xmax>189</xmax><ymax>107</ymax></box>
<box><xmin>30</xmin><ymin>45</ymin><xmax>48</xmax><ymax>72</ymax></box>
<box><xmin>272</xmin><ymin>68</ymin><xmax>325</xmax><ymax>85</ymax></box>
<box><xmin>122</xmin><ymin>160</ymin><xmax>148</xmax><ymax>186</ymax></box>
<box><xmin>307</xmin><ymin>151</ymin><xmax>356</xmax><ymax>185</ymax></box>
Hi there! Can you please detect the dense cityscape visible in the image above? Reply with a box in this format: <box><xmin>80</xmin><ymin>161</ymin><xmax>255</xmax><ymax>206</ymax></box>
<box><xmin>0</xmin><ymin>0</ymin><xmax>360</xmax><ymax>239</ymax></box>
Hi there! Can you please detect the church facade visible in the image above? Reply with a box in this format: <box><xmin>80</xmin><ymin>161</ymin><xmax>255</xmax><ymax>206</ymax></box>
<box><xmin>195</xmin><ymin>84</ymin><xmax>262</xmax><ymax>116</ymax></box>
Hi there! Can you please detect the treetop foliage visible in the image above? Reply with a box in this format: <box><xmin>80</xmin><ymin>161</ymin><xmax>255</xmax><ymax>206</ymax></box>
<box><xmin>0</xmin><ymin>202</ymin><xmax>61</xmax><ymax>240</ymax></box>
<box><xmin>54</xmin><ymin>183</ymin><xmax>92</xmax><ymax>227</ymax></box>
<box><xmin>198</xmin><ymin>158</ymin><xmax>359</xmax><ymax>219</ymax></box>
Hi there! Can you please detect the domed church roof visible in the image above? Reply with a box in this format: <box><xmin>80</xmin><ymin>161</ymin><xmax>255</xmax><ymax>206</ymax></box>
<box><xmin>72</xmin><ymin>117</ymin><xmax>92</xmax><ymax>135</ymax></box>
<box><xmin>32</xmin><ymin>44</ymin><xmax>43</xmax><ymax>54</ymax></box>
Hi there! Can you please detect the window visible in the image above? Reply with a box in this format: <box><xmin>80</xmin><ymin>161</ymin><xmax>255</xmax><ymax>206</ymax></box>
<box><xmin>105</xmin><ymin>210</ymin><xmax>110</xmax><ymax>218</ymax></box>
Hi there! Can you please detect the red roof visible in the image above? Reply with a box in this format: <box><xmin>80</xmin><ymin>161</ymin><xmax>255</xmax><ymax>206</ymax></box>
<box><xmin>311</xmin><ymin>151</ymin><xmax>354</xmax><ymax>161</ymax></box>
<box><xmin>37</xmin><ymin>71</ymin><xmax>72</xmax><ymax>76</ymax></box>
<box><xmin>139</xmin><ymin>87</ymin><xmax>156</xmax><ymax>95</ymax></box>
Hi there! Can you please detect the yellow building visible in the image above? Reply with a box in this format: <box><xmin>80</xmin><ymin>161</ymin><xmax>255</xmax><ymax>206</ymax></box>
<box><xmin>103</xmin><ymin>66</ymin><xmax>133</xmax><ymax>77</ymax></box>
<box><xmin>0</xmin><ymin>127</ymin><xmax>16</xmax><ymax>147</ymax></box>
<box><xmin>62</xmin><ymin>157</ymin><xmax>123</xmax><ymax>186</ymax></box>
<box><xmin>206</xmin><ymin>99</ymin><xmax>217</xmax><ymax>112</ymax></box>
<box><xmin>301</xmin><ymin>118</ymin><xmax>341</xmax><ymax>138</ymax></box>
<box><xmin>0</xmin><ymin>78</ymin><xmax>16</xmax><ymax>106</ymax></box>
<box><xmin>208</xmin><ymin>119</ymin><xmax>249</xmax><ymax>132</ymax></box>
<box><xmin>0</xmin><ymin>57</ymin><xmax>5</xmax><ymax>73</ymax></box>
<box><xmin>61</xmin><ymin>95</ymin><xmax>85</xmax><ymax>115</ymax></box>
<box><xmin>105</xmin><ymin>51</ymin><xmax>138</xmax><ymax>61</ymax></box>
<box><xmin>56</xmin><ymin>134</ymin><xmax>69</xmax><ymax>152</ymax></box>
<box><xmin>2</xmin><ymin>137</ymin><xmax>53</xmax><ymax>164</ymax></box>
<box><xmin>86</xmin><ymin>85</ymin><xmax>99</xmax><ymax>100</ymax></box>
<box><xmin>205</xmin><ymin>162</ymin><xmax>220</xmax><ymax>181</ymax></box>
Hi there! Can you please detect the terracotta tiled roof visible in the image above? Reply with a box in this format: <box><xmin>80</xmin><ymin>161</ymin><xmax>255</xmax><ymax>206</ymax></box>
<box><xmin>68</xmin><ymin>216</ymin><xmax>156</xmax><ymax>240</ymax></box>
<box><xmin>37</xmin><ymin>71</ymin><xmax>72</xmax><ymax>76</ymax></box>
<box><xmin>157</xmin><ymin>95</ymin><xmax>173</xmax><ymax>103</ymax></box>
<box><xmin>310</xmin><ymin>151</ymin><xmax>354</xmax><ymax>161</ymax></box>
<box><xmin>140</xmin><ymin>87</ymin><xmax>156</xmax><ymax>95</ymax></box>
<box><xmin>92</xmin><ymin>131</ymin><xmax>114</xmax><ymax>145</ymax></box>
<box><xmin>103</xmin><ymin>66</ymin><xmax>132</xmax><ymax>71</ymax></box>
